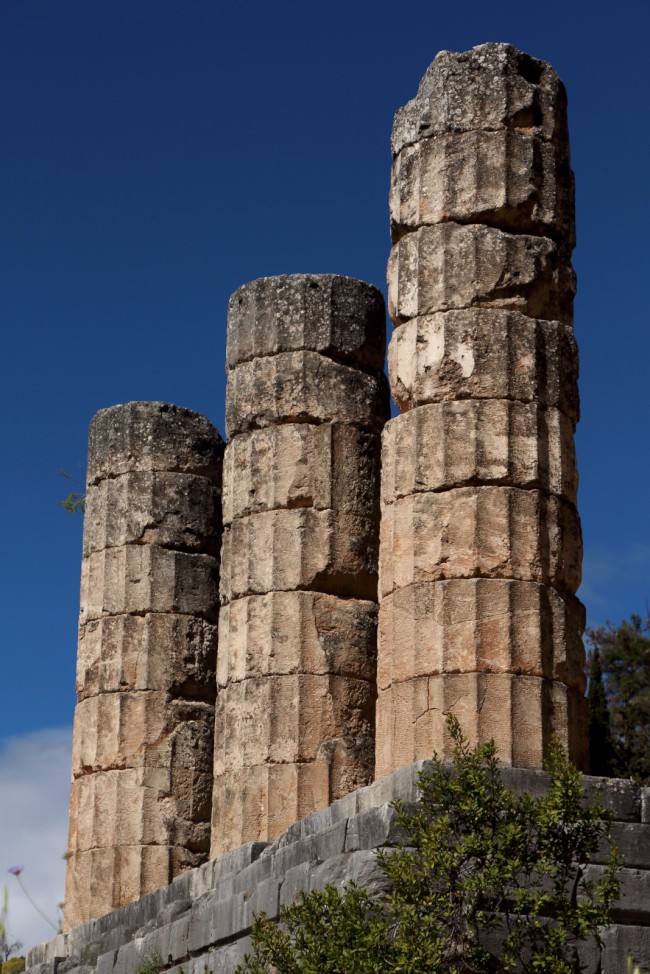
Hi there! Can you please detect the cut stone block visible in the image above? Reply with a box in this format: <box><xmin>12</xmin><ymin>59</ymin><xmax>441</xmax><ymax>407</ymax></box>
<box><xmin>219</xmin><ymin>508</ymin><xmax>378</xmax><ymax>603</ymax></box>
<box><xmin>222</xmin><ymin>423</ymin><xmax>381</xmax><ymax>524</ymax></box>
<box><xmin>227</xmin><ymin>275</ymin><xmax>386</xmax><ymax>371</ymax></box>
<box><xmin>216</xmin><ymin>592</ymin><xmax>377</xmax><ymax>687</ymax></box>
<box><xmin>63</xmin><ymin>845</ymin><xmax>179</xmax><ymax>930</ymax></box>
<box><xmin>391</xmin><ymin>42</ymin><xmax>569</xmax><ymax>156</ymax></box>
<box><xmin>390</xmin><ymin>131</ymin><xmax>574</xmax><ymax>246</ymax></box>
<box><xmin>387</xmin><ymin>223</ymin><xmax>575</xmax><ymax>326</ymax></box>
<box><xmin>214</xmin><ymin>674</ymin><xmax>374</xmax><ymax>774</ymax></box>
<box><xmin>82</xmin><ymin>472</ymin><xmax>221</xmax><ymax>557</ymax></box>
<box><xmin>381</xmin><ymin>401</ymin><xmax>578</xmax><ymax>505</ymax></box>
<box><xmin>68</xmin><ymin>768</ymin><xmax>210</xmax><ymax>854</ymax></box>
<box><xmin>76</xmin><ymin>613</ymin><xmax>217</xmax><ymax>700</ymax></box>
<box><xmin>377</xmin><ymin>578</ymin><xmax>585</xmax><ymax>691</ymax></box>
<box><xmin>375</xmin><ymin>672</ymin><xmax>588</xmax><ymax>775</ymax></box>
<box><xmin>387</xmin><ymin>309</ymin><xmax>579</xmax><ymax>424</ymax></box>
<box><xmin>379</xmin><ymin>487</ymin><xmax>582</xmax><ymax>597</ymax></box>
<box><xmin>87</xmin><ymin>402</ymin><xmax>223</xmax><ymax>486</ymax></box>
<box><xmin>71</xmin><ymin>691</ymin><xmax>214</xmax><ymax>781</ymax></box>
<box><xmin>79</xmin><ymin>545</ymin><xmax>220</xmax><ymax>625</ymax></box>
<box><xmin>226</xmin><ymin>350</ymin><xmax>390</xmax><ymax>438</ymax></box>
<box><xmin>211</xmin><ymin>764</ymin><xmax>328</xmax><ymax>856</ymax></box>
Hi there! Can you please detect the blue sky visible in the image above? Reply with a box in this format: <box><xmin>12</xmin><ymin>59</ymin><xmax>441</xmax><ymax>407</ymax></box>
<box><xmin>1</xmin><ymin>0</ymin><xmax>648</xmax><ymax>949</ymax></box>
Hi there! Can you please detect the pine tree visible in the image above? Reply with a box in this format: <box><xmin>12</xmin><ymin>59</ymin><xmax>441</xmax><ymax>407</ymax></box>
<box><xmin>587</xmin><ymin>644</ymin><xmax>617</xmax><ymax>776</ymax></box>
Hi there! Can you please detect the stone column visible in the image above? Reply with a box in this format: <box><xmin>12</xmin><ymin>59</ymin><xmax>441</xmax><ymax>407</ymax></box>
<box><xmin>212</xmin><ymin>275</ymin><xmax>389</xmax><ymax>855</ymax></box>
<box><xmin>377</xmin><ymin>44</ymin><xmax>588</xmax><ymax>775</ymax></box>
<box><xmin>65</xmin><ymin>402</ymin><xmax>223</xmax><ymax>929</ymax></box>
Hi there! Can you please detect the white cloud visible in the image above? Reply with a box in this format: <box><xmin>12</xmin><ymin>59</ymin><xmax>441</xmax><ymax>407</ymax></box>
<box><xmin>0</xmin><ymin>728</ymin><xmax>72</xmax><ymax>955</ymax></box>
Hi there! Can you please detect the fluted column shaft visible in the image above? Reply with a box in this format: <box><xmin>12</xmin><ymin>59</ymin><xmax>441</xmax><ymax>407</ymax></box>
<box><xmin>65</xmin><ymin>402</ymin><xmax>223</xmax><ymax>928</ymax></box>
<box><xmin>377</xmin><ymin>44</ymin><xmax>587</xmax><ymax>775</ymax></box>
<box><xmin>211</xmin><ymin>275</ymin><xmax>389</xmax><ymax>855</ymax></box>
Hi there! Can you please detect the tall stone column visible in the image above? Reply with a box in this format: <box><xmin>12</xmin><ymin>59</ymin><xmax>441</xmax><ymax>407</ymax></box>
<box><xmin>212</xmin><ymin>275</ymin><xmax>389</xmax><ymax>855</ymax></box>
<box><xmin>377</xmin><ymin>44</ymin><xmax>588</xmax><ymax>775</ymax></box>
<box><xmin>65</xmin><ymin>402</ymin><xmax>223</xmax><ymax>929</ymax></box>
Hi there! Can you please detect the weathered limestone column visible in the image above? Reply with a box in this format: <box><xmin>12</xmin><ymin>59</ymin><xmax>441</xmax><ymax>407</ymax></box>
<box><xmin>377</xmin><ymin>44</ymin><xmax>588</xmax><ymax>774</ymax></box>
<box><xmin>212</xmin><ymin>275</ymin><xmax>389</xmax><ymax>855</ymax></box>
<box><xmin>65</xmin><ymin>402</ymin><xmax>223</xmax><ymax>929</ymax></box>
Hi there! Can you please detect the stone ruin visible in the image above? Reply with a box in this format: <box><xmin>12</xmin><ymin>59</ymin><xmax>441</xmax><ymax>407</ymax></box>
<box><xmin>25</xmin><ymin>43</ymin><xmax>648</xmax><ymax>973</ymax></box>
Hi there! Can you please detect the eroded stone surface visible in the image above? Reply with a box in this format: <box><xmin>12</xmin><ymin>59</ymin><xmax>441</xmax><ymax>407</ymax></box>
<box><xmin>216</xmin><ymin>592</ymin><xmax>377</xmax><ymax>687</ymax></box>
<box><xmin>390</xmin><ymin>131</ymin><xmax>574</xmax><ymax>245</ymax></box>
<box><xmin>222</xmin><ymin>423</ymin><xmax>381</xmax><ymax>524</ymax></box>
<box><xmin>77</xmin><ymin>614</ymin><xmax>217</xmax><ymax>700</ymax></box>
<box><xmin>375</xmin><ymin>672</ymin><xmax>588</xmax><ymax>775</ymax></box>
<box><xmin>377</xmin><ymin>578</ymin><xmax>585</xmax><ymax>691</ymax></box>
<box><xmin>392</xmin><ymin>43</ymin><xmax>569</xmax><ymax>156</ymax></box>
<box><xmin>379</xmin><ymin>487</ymin><xmax>582</xmax><ymax>597</ymax></box>
<box><xmin>227</xmin><ymin>275</ymin><xmax>386</xmax><ymax>371</ymax></box>
<box><xmin>87</xmin><ymin>402</ymin><xmax>223</xmax><ymax>485</ymax></box>
<box><xmin>387</xmin><ymin>310</ymin><xmax>579</xmax><ymax>421</ymax></box>
<box><xmin>381</xmin><ymin>401</ymin><xmax>578</xmax><ymax>504</ymax></box>
<box><xmin>387</xmin><ymin>223</ymin><xmax>575</xmax><ymax>326</ymax></box>
<box><xmin>226</xmin><ymin>350</ymin><xmax>389</xmax><ymax>437</ymax></box>
<box><xmin>219</xmin><ymin>508</ymin><xmax>378</xmax><ymax>603</ymax></box>
<box><xmin>83</xmin><ymin>472</ymin><xmax>221</xmax><ymax>556</ymax></box>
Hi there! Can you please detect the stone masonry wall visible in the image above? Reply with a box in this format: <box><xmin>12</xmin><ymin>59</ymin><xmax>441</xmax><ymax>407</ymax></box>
<box><xmin>65</xmin><ymin>403</ymin><xmax>224</xmax><ymax>929</ymax></box>
<box><xmin>212</xmin><ymin>275</ymin><xmax>390</xmax><ymax>856</ymax></box>
<box><xmin>31</xmin><ymin>768</ymin><xmax>650</xmax><ymax>974</ymax></box>
<box><xmin>376</xmin><ymin>44</ymin><xmax>587</xmax><ymax>775</ymax></box>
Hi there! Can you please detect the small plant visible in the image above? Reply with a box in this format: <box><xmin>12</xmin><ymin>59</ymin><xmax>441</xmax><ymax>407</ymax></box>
<box><xmin>56</xmin><ymin>470</ymin><xmax>85</xmax><ymax>514</ymax></box>
<box><xmin>239</xmin><ymin>715</ymin><xmax>621</xmax><ymax>974</ymax></box>
<box><xmin>135</xmin><ymin>951</ymin><xmax>163</xmax><ymax>974</ymax></box>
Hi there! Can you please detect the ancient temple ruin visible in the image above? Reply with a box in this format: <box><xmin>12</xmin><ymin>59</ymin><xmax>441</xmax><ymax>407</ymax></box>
<box><xmin>23</xmin><ymin>43</ymin><xmax>647</xmax><ymax>974</ymax></box>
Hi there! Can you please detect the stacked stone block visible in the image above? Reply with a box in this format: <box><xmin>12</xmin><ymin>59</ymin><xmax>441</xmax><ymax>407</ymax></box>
<box><xmin>212</xmin><ymin>275</ymin><xmax>389</xmax><ymax>855</ymax></box>
<box><xmin>377</xmin><ymin>44</ymin><xmax>587</xmax><ymax>774</ymax></box>
<box><xmin>65</xmin><ymin>402</ymin><xmax>224</xmax><ymax>929</ymax></box>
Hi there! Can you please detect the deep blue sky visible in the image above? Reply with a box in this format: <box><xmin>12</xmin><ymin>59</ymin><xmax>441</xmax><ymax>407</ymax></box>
<box><xmin>1</xmin><ymin>0</ymin><xmax>649</xmax><ymax>743</ymax></box>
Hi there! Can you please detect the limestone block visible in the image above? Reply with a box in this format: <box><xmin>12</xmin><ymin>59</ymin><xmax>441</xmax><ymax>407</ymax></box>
<box><xmin>216</xmin><ymin>592</ymin><xmax>377</xmax><ymax>687</ymax></box>
<box><xmin>379</xmin><ymin>487</ymin><xmax>582</xmax><ymax>597</ymax></box>
<box><xmin>227</xmin><ymin>275</ymin><xmax>386</xmax><ymax>371</ymax></box>
<box><xmin>377</xmin><ymin>578</ymin><xmax>585</xmax><ymax>691</ymax></box>
<box><xmin>219</xmin><ymin>508</ymin><xmax>378</xmax><ymax>603</ymax></box>
<box><xmin>68</xmin><ymin>769</ymin><xmax>210</xmax><ymax>853</ymax></box>
<box><xmin>390</xmin><ymin>132</ymin><xmax>574</xmax><ymax>246</ymax></box>
<box><xmin>222</xmin><ymin>423</ymin><xmax>381</xmax><ymax>524</ymax></box>
<box><xmin>76</xmin><ymin>614</ymin><xmax>217</xmax><ymax>700</ymax></box>
<box><xmin>87</xmin><ymin>402</ymin><xmax>223</xmax><ymax>486</ymax></box>
<box><xmin>387</xmin><ymin>224</ymin><xmax>575</xmax><ymax>326</ymax></box>
<box><xmin>391</xmin><ymin>43</ymin><xmax>569</xmax><ymax>155</ymax></box>
<box><xmin>387</xmin><ymin>309</ymin><xmax>579</xmax><ymax>423</ymax></box>
<box><xmin>63</xmin><ymin>846</ymin><xmax>176</xmax><ymax>929</ymax></box>
<box><xmin>375</xmin><ymin>673</ymin><xmax>588</xmax><ymax>775</ymax></box>
<box><xmin>214</xmin><ymin>674</ymin><xmax>374</xmax><ymax>773</ymax></box>
<box><xmin>381</xmin><ymin>401</ymin><xmax>577</xmax><ymax>505</ymax></box>
<box><xmin>79</xmin><ymin>545</ymin><xmax>220</xmax><ymax>625</ymax></box>
<box><xmin>71</xmin><ymin>691</ymin><xmax>214</xmax><ymax>783</ymax></box>
<box><xmin>82</xmin><ymin>472</ymin><xmax>221</xmax><ymax>557</ymax></box>
<box><xmin>225</xmin><ymin>350</ymin><xmax>389</xmax><ymax>438</ymax></box>
<box><xmin>211</xmin><ymin>763</ymin><xmax>329</xmax><ymax>855</ymax></box>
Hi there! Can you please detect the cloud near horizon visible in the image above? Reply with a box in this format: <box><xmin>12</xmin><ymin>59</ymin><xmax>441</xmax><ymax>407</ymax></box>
<box><xmin>0</xmin><ymin>728</ymin><xmax>72</xmax><ymax>954</ymax></box>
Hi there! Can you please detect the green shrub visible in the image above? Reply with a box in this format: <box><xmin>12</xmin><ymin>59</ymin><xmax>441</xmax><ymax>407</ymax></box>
<box><xmin>239</xmin><ymin>716</ymin><xmax>621</xmax><ymax>974</ymax></box>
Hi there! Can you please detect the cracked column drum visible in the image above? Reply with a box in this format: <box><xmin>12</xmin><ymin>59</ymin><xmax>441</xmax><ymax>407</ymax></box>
<box><xmin>64</xmin><ymin>402</ymin><xmax>224</xmax><ymax>929</ymax></box>
<box><xmin>378</xmin><ymin>44</ymin><xmax>587</xmax><ymax>774</ymax></box>
<box><xmin>212</xmin><ymin>275</ymin><xmax>389</xmax><ymax>855</ymax></box>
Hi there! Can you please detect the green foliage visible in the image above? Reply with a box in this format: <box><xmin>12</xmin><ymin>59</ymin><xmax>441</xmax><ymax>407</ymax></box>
<box><xmin>587</xmin><ymin>645</ymin><xmax>616</xmax><ymax>777</ymax></box>
<box><xmin>238</xmin><ymin>716</ymin><xmax>621</xmax><ymax>974</ymax></box>
<box><xmin>588</xmin><ymin>613</ymin><xmax>650</xmax><ymax>783</ymax></box>
<box><xmin>56</xmin><ymin>470</ymin><xmax>85</xmax><ymax>514</ymax></box>
<box><xmin>627</xmin><ymin>957</ymin><xmax>642</xmax><ymax>974</ymax></box>
<box><xmin>135</xmin><ymin>952</ymin><xmax>163</xmax><ymax>974</ymax></box>
<box><xmin>1</xmin><ymin>957</ymin><xmax>26</xmax><ymax>974</ymax></box>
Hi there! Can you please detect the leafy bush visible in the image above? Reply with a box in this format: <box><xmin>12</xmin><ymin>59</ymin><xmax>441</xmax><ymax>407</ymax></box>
<box><xmin>239</xmin><ymin>717</ymin><xmax>621</xmax><ymax>974</ymax></box>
